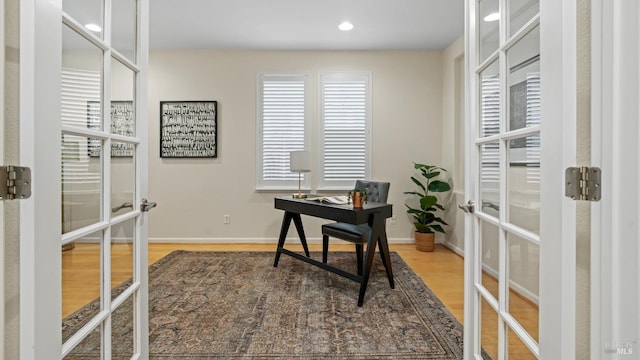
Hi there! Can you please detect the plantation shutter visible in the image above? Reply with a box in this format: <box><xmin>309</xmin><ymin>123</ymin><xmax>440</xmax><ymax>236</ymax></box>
<box><xmin>61</xmin><ymin>68</ymin><xmax>101</xmax><ymax>186</ymax></box>
<box><xmin>318</xmin><ymin>73</ymin><xmax>371</xmax><ymax>189</ymax></box>
<box><xmin>257</xmin><ymin>74</ymin><xmax>310</xmax><ymax>189</ymax></box>
<box><xmin>480</xmin><ymin>73</ymin><xmax>500</xmax><ymax>187</ymax></box>
<box><xmin>524</xmin><ymin>73</ymin><xmax>541</xmax><ymax>184</ymax></box>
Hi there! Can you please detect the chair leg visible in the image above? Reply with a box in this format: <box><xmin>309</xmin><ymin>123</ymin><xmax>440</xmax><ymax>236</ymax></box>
<box><xmin>322</xmin><ymin>235</ymin><xmax>329</xmax><ymax>263</ymax></box>
<box><xmin>356</xmin><ymin>244</ymin><xmax>363</xmax><ymax>275</ymax></box>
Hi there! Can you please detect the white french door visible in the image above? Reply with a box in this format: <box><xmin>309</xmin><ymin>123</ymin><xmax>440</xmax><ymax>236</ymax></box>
<box><xmin>464</xmin><ymin>0</ymin><xmax>576</xmax><ymax>359</ymax></box>
<box><xmin>19</xmin><ymin>0</ymin><xmax>150</xmax><ymax>358</ymax></box>
<box><xmin>60</xmin><ymin>0</ymin><xmax>150</xmax><ymax>358</ymax></box>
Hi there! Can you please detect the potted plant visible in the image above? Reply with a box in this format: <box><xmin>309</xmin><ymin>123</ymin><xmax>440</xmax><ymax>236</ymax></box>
<box><xmin>348</xmin><ymin>188</ymin><xmax>367</xmax><ymax>208</ymax></box>
<box><xmin>404</xmin><ymin>163</ymin><xmax>451</xmax><ymax>252</ymax></box>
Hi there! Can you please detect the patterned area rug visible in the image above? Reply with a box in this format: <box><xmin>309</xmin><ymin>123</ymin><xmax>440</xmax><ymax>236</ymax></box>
<box><xmin>63</xmin><ymin>251</ymin><xmax>467</xmax><ymax>359</ymax></box>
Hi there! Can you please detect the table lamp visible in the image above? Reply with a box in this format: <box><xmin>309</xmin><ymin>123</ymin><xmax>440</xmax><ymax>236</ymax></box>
<box><xmin>290</xmin><ymin>150</ymin><xmax>311</xmax><ymax>199</ymax></box>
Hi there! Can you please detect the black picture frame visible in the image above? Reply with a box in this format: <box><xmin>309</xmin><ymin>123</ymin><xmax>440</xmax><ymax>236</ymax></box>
<box><xmin>87</xmin><ymin>101</ymin><xmax>135</xmax><ymax>157</ymax></box>
<box><xmin>160</xmin><ymin>101</ymin><xmax>217</xmax><ymax>158</ymax></box>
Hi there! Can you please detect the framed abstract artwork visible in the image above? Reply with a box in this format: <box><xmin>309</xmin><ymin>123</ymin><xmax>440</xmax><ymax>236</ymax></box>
<box><xmin>88</xmin><ymin>101</ymin><xmax>135</xmax><ymax>157</ymax></box>
<box><xmin>160</xmin><ymin>101</ymin><xmax>217</xmax><ymax>158</ymax></box>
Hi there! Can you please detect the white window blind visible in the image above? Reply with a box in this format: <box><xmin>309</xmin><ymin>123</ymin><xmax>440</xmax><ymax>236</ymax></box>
<box><xmin>480</xmin><ymin>74</ymin><xmax>500</xmax><ymax>186</ymax></box>
<box><xmin>318</xmin><ymin>73</ymin><xmax>371</xmax><ymax>189</ymax></box>
<box><xmin>257</xmin><ymin>74</ymin><xmax>310</xmax><ymax>189</ymax></box>
<box><xmin>524</xmin><ymin>73</ymin><xmax>541</xmax><ymax>183</ymax></box>
<box><xmin>61</xmin><ymin>68</ymin><xmax>101</xmax><ymax>188</ymax></box>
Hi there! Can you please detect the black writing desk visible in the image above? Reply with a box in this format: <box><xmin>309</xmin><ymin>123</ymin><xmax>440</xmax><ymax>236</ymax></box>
<box><xmin>273</xmin><ymin>196</ymin><xmax>394</xmax><ymax>306</ymax></box>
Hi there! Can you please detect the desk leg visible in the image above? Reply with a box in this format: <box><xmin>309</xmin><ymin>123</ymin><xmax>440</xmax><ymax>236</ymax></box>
<box><xmin>274</xmin><ymin>212</ymin><xmax>293</xmax><ymax>267</ymax></box>
<box><xmin>292</xmin><ymin>213</ymin><xmax>310</xmax><ymax>257</ymax></box>
<box><xmin>377</xmin><ymin>231</ymin><xmax>395</xmax><ymax>289</ymax></box>
<box><xmin>274</xmin><ymin>211</ymin><xmax>310</xmax><ymax>268</ymax></box>
<box><xmin>357</xmin><ymin>213</ymin><xmax>382</xmax><ymax>307</ymax></box>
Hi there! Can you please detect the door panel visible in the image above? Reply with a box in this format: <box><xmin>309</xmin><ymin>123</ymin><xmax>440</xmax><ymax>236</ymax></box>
<box><xmin>506</xmin><ymin>232</ymin><xmax>539</xmax><ymax>341</ymax></box>
<box><xmin>480</xmin><ymin>297</ymin><xmax>499</xmax><ymax>359</ymax></box>
<box><xmin>110</xmin><ymin>218</ymin><xmax>134</xmax><ymax>300</ymax></box>
<box><xmin>507</xmin><ymin>327</ymin><xmax>537</xmax><ymax>359</ymax></box>
<box><xmin>508</xmin><ymin>0</ymin><xmax>539</xmax><ymax>37</ymax></box>
<box><xmin>479</xmin><ymin>0</ymin><xmax>500</xmax><ymax>61</ymax></box>
<box><xmin>62</xmin><ymin>327</ymin><xmax>101</xmax><ymax>360</ymax></box>
<box><xmin>480</xmin><ymin>220</ymin><xmax>500</xmax><ymax>300</ymax></box>
<box><xmin>111</xmin><ymin>0</ymin><xmax>137</xmax><ymax>61</ymax></box>
<box><xmin>466</xmin><ymin>0</ymin><xmax>545</xmax><ymax>358</ymax></box>
<box><xmin>60</xmin><ymin>0</ymin><xmax>148</xmax><ymax>358</ymax></box>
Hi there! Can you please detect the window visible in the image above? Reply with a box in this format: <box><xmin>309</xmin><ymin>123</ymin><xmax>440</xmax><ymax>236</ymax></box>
<box><xmin>318</xmin><ymin>72</ymin><xmax>371</xmax><ymax>189</ymax></box>
<box><xmin>256</xmin><ymin>72</ymin><xmax>371</xmax><ymax>190</ymax></box>
<box><xmin>256</xmin><ymin>74</ymin><xmax>310</xmax><ymax>189</ymax></box>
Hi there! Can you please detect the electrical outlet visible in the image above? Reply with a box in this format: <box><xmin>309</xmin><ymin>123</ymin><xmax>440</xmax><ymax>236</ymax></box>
<box><xmin>389</xmin><ymin>217</ymin><xmax>397</xmax><ymax>225</ymax></box>
<box><xmin>224</xmin><ymin>214</ymin><xmax>230</xmax><ymax>224</ymax></box>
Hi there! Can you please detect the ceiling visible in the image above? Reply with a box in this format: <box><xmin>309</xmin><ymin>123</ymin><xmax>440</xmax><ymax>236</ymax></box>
<box><xmin>149</xmin><ymin>0</ymin><xmax>465</xmax><ymax>51</ymax></box>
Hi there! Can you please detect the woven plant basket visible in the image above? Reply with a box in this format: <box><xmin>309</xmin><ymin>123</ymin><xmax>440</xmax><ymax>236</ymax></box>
<box><xmin>415</xmin><ymin>232</ymin><xmax>435</xmax><ymax>252</ymax></box>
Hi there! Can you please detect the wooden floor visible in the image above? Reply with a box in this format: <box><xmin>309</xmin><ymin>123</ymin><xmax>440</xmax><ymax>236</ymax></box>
<box><xmin>62</xmin><ymin>242</ymin><xmax>538</xmax><ymax>358</ymax></box>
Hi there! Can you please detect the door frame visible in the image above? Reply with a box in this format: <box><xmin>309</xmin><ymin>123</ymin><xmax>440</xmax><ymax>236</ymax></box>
<box><xmin>19</xmin><ymin>0</ymin><xmax>63</xmax><ymax>357</ymax></box>
<box><xmin>538</xmin><ymin>0</ymin><xmax>578</xmax><ymax>358</ymax></box>
<box><xmin>591</xmin><ymin>0</ymin><xmax>640</xmax><ymax>357</ymax></box>
<box><xmin>0</xmin><ymin>0</ymin><xmax>5</xmax><ymax>353</ymax></box>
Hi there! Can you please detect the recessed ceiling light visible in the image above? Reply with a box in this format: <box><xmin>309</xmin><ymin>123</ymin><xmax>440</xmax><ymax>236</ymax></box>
<box><xmin>338</xmin><ymin>21</ymin><xmax>354</xmax><ymax>31</ymax></box>
<box><xmin>483</xmin><ymin>12</ymin><xmax>500</xmax><ymax>22</ymax></box>
<box><xmin>85</xmin><ymin>23</ymin><xmax>102</xmax><ymax>32</ymax></box>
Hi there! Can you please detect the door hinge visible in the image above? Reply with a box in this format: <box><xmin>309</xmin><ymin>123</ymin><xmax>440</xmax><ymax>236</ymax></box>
<box><xmin>0</xmin><ymin>166</ymin><xmax>32</xmax><ymax>200</ymax></box>
<box><xmin>565</xmin><ymin>166</ymin><xmax>601</xmax><ymax>201</ymax></box>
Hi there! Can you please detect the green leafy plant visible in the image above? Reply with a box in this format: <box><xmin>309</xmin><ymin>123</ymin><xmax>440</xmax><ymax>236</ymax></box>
<box><xmin>404</xmin><ymin>163</ymin><xmax>451</xmax><ymax>233</ymax></box>
<box><xmin>348</xmin><ymin>188</ymin><xmax>367</xmax><ymax>204</ymax></box>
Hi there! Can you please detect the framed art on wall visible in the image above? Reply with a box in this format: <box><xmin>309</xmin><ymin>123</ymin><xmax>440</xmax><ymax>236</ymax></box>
<box><xmin>160</xmin><ymin>101</ymin><xmax>217</xmax><ymax>158</ymax></box>
<box><xmin>88</xmin><ymin>101</ymin><xmax>135</xmax><ymax>157</ymax></box>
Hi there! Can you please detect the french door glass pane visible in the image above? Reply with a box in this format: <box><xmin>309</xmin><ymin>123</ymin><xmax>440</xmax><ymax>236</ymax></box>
<box><xmin>63</xmin><ymin>326</ymin><xmax>101</xmax><ymax>359</ymax></box>
<box><xmin>509</xmin><ymin>0</ymin><xmax>539</xmax><ymax>37</ymax></box>
<box><xmin>62</xmin><ymin>134</ymin><xmax>103</xmax><ymax>233</ymax></box>
<box><xmin>62</xmin><ymin>233</ymin><xmax>102</xmax><ymax>344</ymax></box>
<box><xmin>507</xmin><ymin>136</ymin><xmax>540</xmax><ymax>234</ymax></box>
<box><xmin>481</xmin><ymin>220</ymin><xmax>500</xmax><ymax>301</ymax></box>
<box><xmin>111</xmin><ymin>218</ymin><xmax>134</xmax><ymax>300</ymax></box>
<box><xmin>480</xmin><ymin>297</ymin><xmax>499</xmax><ymax>359</ymax></box>
<box><xmin>63</xmin><ymin>0</ymin><xmax>103</xmax><ymax>40</ymax></box>
<box><xmin>508</xmin><ymin>327</ymin><xmax>537</xmax><ymax>359</ymax></box>
<box><xmin>479</xmin><ymin>0</ymin><xmax>500</xmax><ymax>62</ymax></box>
<box><xmin>111</xmin><ymin>58</ymin><xmax>136</xmax><ymax>136</ymax></box>
<box><xmin>62</xmin><ymin>25</ymin><xmax>103</xmax><ymax>130</ymax></box>
<box><xmin>112</xmin><ymin>296</ymin><xmax>135</xmax><ymax>359</ymax></box>
<box><xmin>111</xmin><ymin>142</ymin><xmax>135</xmax><ymax>217</ymax></box>
<box><xmin>111</xmin><ymin>0</ymin><xmax>137</xmax><ymax>61</ymax></box>
<box><xmin>507</xmin><ymin>232</ymin><xmax>540</xmax><ymax>342</ymax></box>
<box><xmin>480</xmin><ymin>142</ymin><xmax>500</xmax><ymax>217</ymax></box>
<box><xmin>508</xmin><ymin>27</ymin><xmax>540</xmax><ymax>132</ymax></box>
<box><xmin>480</xmin><ymin>60</ymin><xmax>500</xmax><ymax>137</ymax></box>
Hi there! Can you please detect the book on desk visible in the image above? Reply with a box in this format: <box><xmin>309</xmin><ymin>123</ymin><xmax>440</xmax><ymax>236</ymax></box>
<box><xmin>306</xmin><ymin>195</ymin><xmax>349</xmax><ymax>205</ymax></box>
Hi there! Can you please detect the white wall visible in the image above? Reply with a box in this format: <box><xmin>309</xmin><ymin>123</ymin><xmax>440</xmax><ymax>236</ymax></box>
<box><xmin>441</xmin><ymin>36</ymin><xmax>465</xmax><ymax>252</ymax></box>
<box><xmin>148</xmin><ymin>50</ymin><xmax>444</xmax><ymax>242</ymax></box>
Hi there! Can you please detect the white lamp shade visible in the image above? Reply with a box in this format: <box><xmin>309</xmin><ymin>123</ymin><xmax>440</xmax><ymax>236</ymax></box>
<box><xmin>290</xmin><ymin>150</ymin><xmax>311</xmax><ymax>172</ymax></box>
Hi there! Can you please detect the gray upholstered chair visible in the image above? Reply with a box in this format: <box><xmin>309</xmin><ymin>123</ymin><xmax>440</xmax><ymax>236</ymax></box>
<box><xmin>321</xmin><ymin>180</ymin><xmax>390</xmax><ymax>275</ymax></box>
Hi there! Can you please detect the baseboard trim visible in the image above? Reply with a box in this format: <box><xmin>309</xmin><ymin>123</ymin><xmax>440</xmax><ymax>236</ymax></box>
<box><xmin>441</xmin><ymin>241</ymin><xmax>465</xmax><ymax>257</ymax></box>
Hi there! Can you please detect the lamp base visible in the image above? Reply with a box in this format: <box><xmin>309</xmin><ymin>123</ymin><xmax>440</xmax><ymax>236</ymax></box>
<box><xmin>292</xmin><ymin>193</ymin><xmax>308</xmax><ymax>199</ymax></box>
